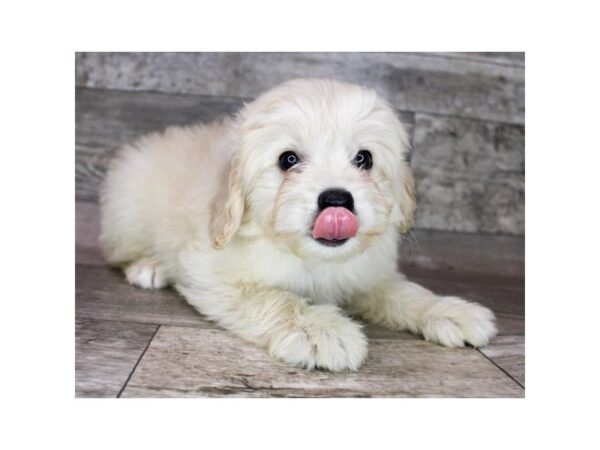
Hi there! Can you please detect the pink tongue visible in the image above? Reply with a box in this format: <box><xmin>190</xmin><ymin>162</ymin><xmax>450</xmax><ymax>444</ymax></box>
<box><xmin>312</xmin><ymin>207</ymin><xmax>358</xmax><ymax>241</ymax></box>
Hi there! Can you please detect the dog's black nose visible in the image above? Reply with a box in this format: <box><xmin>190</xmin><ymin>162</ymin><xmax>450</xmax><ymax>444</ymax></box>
<box><xmin>318</xmin><ymin>189</ymin><xmax>354</xmax><ymax>211</ymax></box>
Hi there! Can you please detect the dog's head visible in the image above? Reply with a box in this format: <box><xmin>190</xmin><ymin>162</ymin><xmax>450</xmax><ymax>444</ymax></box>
<box><xmin>210</xmin><ymin>79</ymin><xmax>415</xmax><ymax>261</ymax></box>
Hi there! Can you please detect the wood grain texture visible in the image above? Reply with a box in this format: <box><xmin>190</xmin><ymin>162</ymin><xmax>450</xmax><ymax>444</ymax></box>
<box><xmin>479</xmin><ymin>335</ymin><xmax>525</xmax><ymax>386</ymax></box>
<box><xmin>412</xmin><ymin>113</ymin><xmax>525</xmax><ymax>235</ymax></box>
<box><xmin>76</xmin><ymin>201</ymin><xmax>100</xmax><ymax>250</ymax></box>
<box><xmin>76</xmin><ymin>52</ymin><xmax>524</xmax><ymax>124</ymax></box>
<box><xmin>400</xmin><ymin>228</ymin><xmax>524</xmax><ymax>278</ymax></box>
<box><xmin>120</xmin><ymin>326</ymin><xmax>523</xmax><ymax>398</ymax></box>
<box><xmin>75</xmin><ymin>318</ymin><xmax>157</xmax><ymax>398</ymax></box>
<box><xmin>76</xmin><ymin>263</ymin><xmax>217</xmax><ymax>329</ymax></box>
<box><xmin>443</xmin><ymin>52</ymin><xmax>525</xmax><ymax>67</ymax></box>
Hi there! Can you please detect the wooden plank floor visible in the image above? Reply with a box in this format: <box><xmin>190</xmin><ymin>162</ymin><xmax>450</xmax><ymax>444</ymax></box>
<box><xmin>76</xmin><ymin>203</ymin><xmax>524</xmax><ymax>397</ymax></box>
<box><xmin>121</xmin><ymin>327</ymin><xmax>522</xmax><ymax>398</ymax></box>
<box><xmin>75</xmin><ymin>318</ymin><xmax>158</xmax><ymax>397</ymax></box>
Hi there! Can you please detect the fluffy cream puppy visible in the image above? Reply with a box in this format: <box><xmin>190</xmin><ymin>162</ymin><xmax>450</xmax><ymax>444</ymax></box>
<box><xmin>100</xmin><ymin>78</ymin><xmax>496</xmax><ymax>371</ymax></box>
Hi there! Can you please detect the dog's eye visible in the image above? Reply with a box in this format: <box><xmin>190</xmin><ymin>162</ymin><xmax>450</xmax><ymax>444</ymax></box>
<box><xmin>353</xmin><ymin>150</ymin><xmax>373</xmax><ymax>170</ymax></box>
<box><xmin>279</xmin><ymin>151</ymin><xmax>300</xmax><ymax>171</ymax></box>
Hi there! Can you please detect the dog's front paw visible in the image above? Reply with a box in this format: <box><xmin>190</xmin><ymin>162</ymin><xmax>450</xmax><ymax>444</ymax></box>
<box><xmin>421</xmin><ymin>297</ymin><xmax>497</xmax><ymax>348</ymax></box>
<box><xmin>268</xmin><ymin>305</ymin><xmax>368</xmax><ymax>372</ymax></box>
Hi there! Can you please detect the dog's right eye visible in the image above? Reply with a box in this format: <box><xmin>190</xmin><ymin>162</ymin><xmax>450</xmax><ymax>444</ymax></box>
<box><xmin>279</xmin><ymin>151</ymin><xmax>300</xmax><ymax>171</ymax></box>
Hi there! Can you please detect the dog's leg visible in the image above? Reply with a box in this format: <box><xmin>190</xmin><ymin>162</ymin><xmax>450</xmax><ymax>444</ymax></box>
<box><xmin>124</xmin><ymin>259</ymin><xmax>168</xmax><ymax>289</ymax></box>
<box><xmin>347</xmin><ymin>275</ymin><xmax>497</xmax><ymax>348</ymax></box>
<box><xmin>177</xmin><ymin>282</ymin><xmax>368</xmax><ymax>371</ymax></box>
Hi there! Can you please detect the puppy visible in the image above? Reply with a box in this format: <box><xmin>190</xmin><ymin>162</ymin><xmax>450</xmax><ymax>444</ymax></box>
<box><xmin>99</xmin><ymin>78</ymin><xmax>496</xmax><ymax>371</ymax></box>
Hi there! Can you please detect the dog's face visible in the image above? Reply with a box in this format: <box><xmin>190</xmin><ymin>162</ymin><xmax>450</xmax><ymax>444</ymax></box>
<box><xmin>210</xmin><ymin>79</ymin><xmax>415</xmax><ymax>261</ymax></box>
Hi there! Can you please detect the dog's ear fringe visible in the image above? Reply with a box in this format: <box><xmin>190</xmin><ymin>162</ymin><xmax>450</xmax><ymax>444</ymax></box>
<box><xmin>389</xmin><ymin>109</ymin><xmax>416</xmax><ymax>234</ymax></box>
<box><xmin>209</xmin><ymin>154</ymin><xmax>245</xmax><ymax>249</ymax></box>
<box><xmin>397</xmin><ymin>166</ymin><xmax>416</xmax><ymax>234</ymax></box>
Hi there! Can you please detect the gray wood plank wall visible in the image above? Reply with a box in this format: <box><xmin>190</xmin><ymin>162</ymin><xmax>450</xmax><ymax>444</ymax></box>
<box><xmin>75</xmin><ymin>52</ymin><xmax>524</xmax><ymax>236</ymax></box>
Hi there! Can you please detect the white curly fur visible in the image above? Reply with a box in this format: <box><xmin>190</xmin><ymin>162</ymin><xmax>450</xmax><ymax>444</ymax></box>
<box><xmin>99</xmin><ymin>79</ymin><xmax>496</xmax><ymax>371</ymax></box>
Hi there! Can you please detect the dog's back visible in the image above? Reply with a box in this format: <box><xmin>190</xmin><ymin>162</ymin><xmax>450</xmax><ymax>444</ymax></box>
<box><xmin>99</xmin><ymin>121</ymin><xmax>230</xmax><ymax>273</ymax></box>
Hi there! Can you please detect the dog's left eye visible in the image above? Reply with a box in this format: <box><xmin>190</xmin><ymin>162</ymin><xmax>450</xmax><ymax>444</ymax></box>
<box><xmin>279</xmin><ymin>151</ymin><xmax>300</xmax><ymax>171</ymax></box>
<box><xmin>353</xmin><ymin>150</ymin><xmax>373</xmax><ymax>170</ymax></box>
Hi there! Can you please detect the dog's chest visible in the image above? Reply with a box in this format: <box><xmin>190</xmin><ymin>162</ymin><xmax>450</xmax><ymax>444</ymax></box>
<box><xmin>211</xmin><ymin>232</ymin><xmax>400</xmax><ymax>305</ymax></box>
<box><xmin>238</xmin><ymin>244</ymin><xmax>395</xmax><ymax>305</ymax></box>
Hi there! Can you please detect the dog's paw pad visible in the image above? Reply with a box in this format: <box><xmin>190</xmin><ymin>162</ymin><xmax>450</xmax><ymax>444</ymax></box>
<box><xmin>125</xmin><ymin>260</ymin><xmax>167</xmax><ymax>289</ymax></box>
<box><xmin>421</xmin><ymin>297</ymin><xmax>497</xmax><ymax>348</ymax></box>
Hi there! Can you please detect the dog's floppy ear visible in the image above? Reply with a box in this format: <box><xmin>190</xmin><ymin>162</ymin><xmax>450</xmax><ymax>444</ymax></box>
<box><xmin>396</xmin><ymin>164</ymin><xmax>416</xmax><ymax>233</ymax></box>
<box><xmin>388</xmin><ymin>111</ymin><xmax>416</xmax><ymax>233</ymax></box>
<box><xmin>210</xmin><ymin>153</ymin><xmax>245</xmax><ymax>249</ymax></box>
